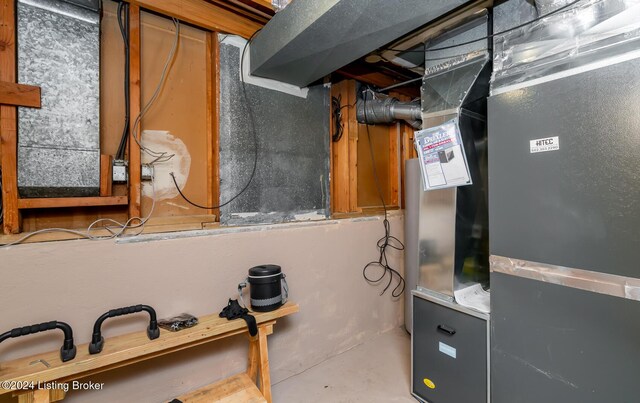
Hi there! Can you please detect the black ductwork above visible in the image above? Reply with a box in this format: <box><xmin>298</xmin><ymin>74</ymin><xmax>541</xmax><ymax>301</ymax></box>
<box><xmin>249</xmin><ymin>0</ymin><xmax>471</xmax><ymax>87</ymax></box>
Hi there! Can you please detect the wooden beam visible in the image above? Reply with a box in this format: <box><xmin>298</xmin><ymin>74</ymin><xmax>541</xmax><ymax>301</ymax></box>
<box><xmin>127</xmin><ymin>0</ymin><xmax>262</xmax><ymax>39</ymax></box>
<box><xmin>17</xmin><ymin>196</ymin><xmax>128</xmax><ymax>210</ymax></box>
<box><xmin>346</xmin><ymin>80</ymin><xmax>360</xmax><ymax>213</ymax></box>
<box><xmin>128</xmin><ymin>4</ymin><xmax>142</xmax><ymax>219</ymax></box>
<box><xmin>100</xmin><ymin>155</ymin><xmax>113</xmax><ymax>197</ymax></box>
<box><xmin>388</xmin><ymin>122</ymin><xmax>400</xmax><ymax>207</ymax></box>
<box><xmin>0</xmin><ymin>0</ymin><xmax>20</xmax><ymax>234</ymax></box>
<box><xmin>0</xmin><ymin>81</ymin><xmax>41</xmax><ymax>108</ymax></box>
<box><xmin>206</xmin><ymin>32</ymin><xmax>220</xmax><ymax>220</ymax></box>
<box><xmin>330</xmin><ymin>80</ymin><xmax>351</xmax><ymax>213</ymax></box>
<box><xmin>337</xmin><ymin>67</ymin><xmax>420</xmax><ymax>99</ymax></box>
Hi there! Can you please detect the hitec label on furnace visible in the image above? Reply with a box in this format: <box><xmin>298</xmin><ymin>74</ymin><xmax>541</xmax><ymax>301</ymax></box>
<box><xmin>530</xmin><ymin>136</ymin><xmax>559</xmax><ymax>153</ymax></box>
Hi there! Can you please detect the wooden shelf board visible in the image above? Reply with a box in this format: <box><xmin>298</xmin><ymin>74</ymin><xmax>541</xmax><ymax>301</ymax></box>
<box><xmin>176</xmin><ymin>372</ymin><xmax>266</xmax><ymax>403</ymax></box>
<box><xmin>17</xmin><ymin>196</ymin><xmax>128</xmax><ymax>210</ymax></box>
<box><xmin>0</xmin><ymin>302</ymin><xmax>299</xmax><ymax>393</ymax></box>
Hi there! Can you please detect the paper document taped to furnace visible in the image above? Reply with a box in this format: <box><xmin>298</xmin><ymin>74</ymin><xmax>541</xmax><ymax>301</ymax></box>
<box><xmin>414</xmin><ymin>119</ymin><xmax>472</xmax><ymax>191</ymax></box>
<box><xmin>454</xmin><ymin>283</ymin><xmax>490</xmax><ymax>314</ymax></box>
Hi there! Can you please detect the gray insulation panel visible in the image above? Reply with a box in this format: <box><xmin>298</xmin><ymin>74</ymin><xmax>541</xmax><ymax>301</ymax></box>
<box><xmin>17</xmin><ymin>0</ymin><xmax>100</xmax><ymax>197</ymax></box>
<box><xmin>218</xmin><ymin>41</ymin><xmax>330</xmax><ymax>225</ymax></box>
<box><xmin>491</xmin><ymin>272</ymin><xmax>640</xmax><ymax>403</ymax></box>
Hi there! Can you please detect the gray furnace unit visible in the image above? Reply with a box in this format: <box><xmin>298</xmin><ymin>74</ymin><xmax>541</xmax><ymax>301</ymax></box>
<box><xmin>489</xmin><ymin>0</ymin><xmax>640</xmax><ymax>401</ymax></box>
<box><xmin>17</xmin><ymin>0</ymin><xmax>101</xmax><ymax>197</ymax></box>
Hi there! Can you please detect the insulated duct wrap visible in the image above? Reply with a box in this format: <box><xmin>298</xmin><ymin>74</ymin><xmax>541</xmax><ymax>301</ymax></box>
<box><xmin>356</xmin><ymin>97</ymin><xmax>422</xmax><ymax>129</ymax></box>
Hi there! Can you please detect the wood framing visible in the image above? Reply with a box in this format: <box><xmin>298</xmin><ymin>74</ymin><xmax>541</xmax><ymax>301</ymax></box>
<box><xmin>330</xmin><ymin>80</ymin><xmax>360</xmax><ymax>214</ymax></box>
<box><xmin>0</xmin><ymin>81</ymin><xmax>41</xmax><ymax>108</ymax></box>
<box><xmin>126</xmin><ymin>0</ymin><xmax>262</xmax><ymax>38</ymax></box>
<box><xmin>0</xmin><ymin>0</ymin><xmax>20</xmax><ymax>234</ymax></box>
<box><xmin>206</xmin><ymin>32</ymin><xmax>221</xmax><ymax>220</ymax></box>
<box><xmin>128</xmin><ymin>4</ymin><xmax>142</xmax><ymax>219</ymax></box>
<box><xmin>388</xmin><ymin>122</ymin><xmax>400</xmax><ymax>207</ymax></box>
<box><xmin>17</xmin><ymin>196</ymin><xmax>128</xmax><ymax>210</ymax></box>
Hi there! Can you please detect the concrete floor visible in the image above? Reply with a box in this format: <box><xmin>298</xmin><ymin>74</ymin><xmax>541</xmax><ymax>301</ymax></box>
<box><xmin>273</xmin><ymin>327</ymin><xmax>416</xmax><ymax>403</ymax></box>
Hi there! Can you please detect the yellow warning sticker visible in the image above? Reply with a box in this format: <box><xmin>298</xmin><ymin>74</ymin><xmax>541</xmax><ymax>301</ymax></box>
<box><xmin>423</xmin><ymin>378</ymin><xmax>435</xmax><ymax>389</ymax></box>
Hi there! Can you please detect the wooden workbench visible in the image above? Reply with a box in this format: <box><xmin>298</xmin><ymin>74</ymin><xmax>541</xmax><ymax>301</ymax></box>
<box><xmin>0</xmin><ymin>302</ymin><xmax>299</xmax><ymax>402</ymax></box>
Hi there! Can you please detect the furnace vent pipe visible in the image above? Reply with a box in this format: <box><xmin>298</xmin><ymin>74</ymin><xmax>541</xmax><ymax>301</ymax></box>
<box><xmin>356</xmin><ymin>98</ymin><xmax>422</xmax><ymax>129</ymax></box>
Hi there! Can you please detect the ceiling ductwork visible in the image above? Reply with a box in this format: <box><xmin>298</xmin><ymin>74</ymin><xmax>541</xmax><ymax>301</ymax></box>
<box><xmin>249</xmin><ymin>0</ymin><xmax>471</xmax><ymax>87</ymax></box>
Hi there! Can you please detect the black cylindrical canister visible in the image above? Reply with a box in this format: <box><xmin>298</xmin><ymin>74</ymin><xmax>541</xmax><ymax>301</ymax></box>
<box><xmin>248</xmin><ymin>265</ymin><xmax>285</xmax><ymax>312</ymax></box>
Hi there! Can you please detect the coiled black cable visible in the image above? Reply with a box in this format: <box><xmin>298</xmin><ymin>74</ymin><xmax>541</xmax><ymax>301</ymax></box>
<box><xmin>361</xmin><ymin>87</ymin><xmax>406</xmax><ymax>298</ymax></box>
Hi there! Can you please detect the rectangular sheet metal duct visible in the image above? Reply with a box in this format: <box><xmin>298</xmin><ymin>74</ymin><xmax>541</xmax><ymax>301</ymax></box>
<box><xmin>249</xmin><ymin>0</ymin><xmax>470</xmax><ymax>87</ymax></box>
<box><xmin>17</xmin><ymin>0</ymin><xmax>101</xmax><ymax>198</ymax></box>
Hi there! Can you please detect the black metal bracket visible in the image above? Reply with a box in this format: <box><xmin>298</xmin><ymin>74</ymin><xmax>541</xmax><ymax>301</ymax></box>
<box><xmin>0</xmin><ymin>321</ymin><xmax>77</xmax><ymax>362</ymax></box>
<box><xmin>89</xmin><ymin>304</ymin><xmax>159</xmax><ymax>354</ymax></box>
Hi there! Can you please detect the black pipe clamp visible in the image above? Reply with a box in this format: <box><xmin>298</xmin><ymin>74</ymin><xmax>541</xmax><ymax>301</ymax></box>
<box><xmin>0</xmin><ymin>321</ymin><xmax>77</xmax><ymax>362</ymax></box>
<box><xmin>89</xmin><ymin>304</ymin><xmax>159</xmax><ymax>354</ymax></box>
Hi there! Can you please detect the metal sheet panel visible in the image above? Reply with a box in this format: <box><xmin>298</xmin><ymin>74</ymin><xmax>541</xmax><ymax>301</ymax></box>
<box><xmin>17</xmin><ymin>0</ymin><xmax>100</xmax><ymax>197</ymax></box>
<box><xmin>491</xmin><ymin>272</ymin><xmax>640</xmax><ymax>403</ymax></box>
<box><xmin>488</xmin><ymin>56</ymin><xmax>640</xmax><ymax>278</ymax></box>
<box><xmin>412</xmin><ymin>293</ymin><xmax>488</xmax><ymax>403</ymax></box>
<box><xmin>249</xmin><ymin>0</ymin><xmax>470</xmax><ymax>87</ymax></box>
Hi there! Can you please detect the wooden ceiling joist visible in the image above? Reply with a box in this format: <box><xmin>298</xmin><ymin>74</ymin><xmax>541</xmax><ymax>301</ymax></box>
<box><xmin>127</xmin><ymin>0</ymin><xmax>263</xmax><ymax>38</ymax></box>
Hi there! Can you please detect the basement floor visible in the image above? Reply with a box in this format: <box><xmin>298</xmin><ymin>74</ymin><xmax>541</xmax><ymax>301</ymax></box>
<box><xmin>272</xmin><ymin>327</ymin><xmax>415</xmax><ymax>403</ymax></box>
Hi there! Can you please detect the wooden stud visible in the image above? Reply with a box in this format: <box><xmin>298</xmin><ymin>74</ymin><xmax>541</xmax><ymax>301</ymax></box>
<box><xmin>100</xmin><ymin>155</ymin><xmax>113</xmax><ymax>197</ymax></box>
<box><xmin>346</xmin><ymin>80</ymin><xmax>360</xmax><ymax>213</ymax></box>
<box><xmin>17</xmin><ymin>196</ymin><xmax>128</xmax><ymax>210</ymax></box>
<box><xmin>330</xmin><ymin>80</ymin><xmax>350</xmax><ymax>213</ymax></box>
<box><xmin>206</xmin><ymin>32</ymin><xmax>221</xmax><ymax>220</ymax></box>
<box><xmin>0</xmin><ymin>0</ymin><xmax>20</xmax><ymax>234</ymax></box>
<box><xmin>257</xmin><ymin>325</ymin><xmax>272</xmax><ymax>403</ymax></box>
<box><xmin>246</xmin><ymin>335</ymin><xmax>259</xmax><ymax>382</ymax></box>
<box><xmin>126</xmin><ymin>0</ymin><xmax>262</xmax><ymax>39</ymax></box>
<box><xmin>0</xmin><ymin>81</ymin><xmax>41</xmax><ymax>108</ymax></box>
<box><xmin>388</xmin><ymin>122</ymin><xmax>400</xmax><ymax>207</ymax></box>
<box><xmin>128</xmin><ymin>4</ymin><xmax>142</xmax><ymax>219</ymax></box>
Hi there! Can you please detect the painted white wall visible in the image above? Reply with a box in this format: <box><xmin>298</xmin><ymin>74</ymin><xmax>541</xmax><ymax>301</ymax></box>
<box><xmin>0</xmin><ymin>213</ymin><xmax>405</xmax><ymax>402</ymax></box>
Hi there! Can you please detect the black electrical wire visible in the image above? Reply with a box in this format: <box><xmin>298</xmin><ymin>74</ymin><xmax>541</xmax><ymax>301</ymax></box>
<box><xmin>331</xmin><ymin>95</ymin><xmax>344</xmax><ymax>142</ymax></box>
<box><xmin>170</xmin><ymin>30</ymin><xmax>262</xmax><ymax>210</ymax></box>
<box><xmin>361</xmin><ymin>87</ymin><xmax>406</xmax><ymax>298</ymax></box>
<box><xmin>385</xmin><ymin>0</ymin><xmax>583</xmax><ymax>54</ymax></box>
<box><xmin>115</xmin><ymin>0</ymin><xmax>130</xmax><ymax>161</ymax></box>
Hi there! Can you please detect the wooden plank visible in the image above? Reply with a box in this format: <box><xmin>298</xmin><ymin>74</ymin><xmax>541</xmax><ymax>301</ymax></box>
<box><xmin>127</xmin><ymin>0</ymin><xmax>262</xmax><ymax>39</ymax></box>
<box><xmin>0</xmin><ymin>81</ymin><xmax>41</xmax><ymax>108</ymax></box>
<box><xmin>128</xmin><ymin>4</ymin><xmax>142</xmax><ymax>219</ymax></box>
<box><xmin>100</xmin><ymin>155</ymin><xmax>113</xmax><ymax>197</ymax></box>
<box><xmin>17</xmin><ymin>196</ymin><xmax>128</xmax><ymax>210</ymax></box>
<box><xmin>0</xmin><ymin>0</ymin><xmax>20</xmax><ymax>234</ymax></box>
<box><xmin>0</xmin><ymin>215</ymin><xmax>219</xmax><ymax>245</ymax></box>
<box><xmin>0</xmin><ymin>303</ymin><xmax>299</xmax><ymax>392</ymax></box>
<box><xmin>15</xmin><ymin>388</ymin><xmax>65</xmax><ymax>403</ymax></box>
<box><xmin>206</xmin><ymin>32</ymin><xmax>221</xmax><ymax>220</ymax></box>
<box><xmin>346</xmin><ymin>80</ymin><xmax>360</xmax><ymax>213</ymax></box>
<box><xmin>257</xmin><ymin>325</ymin><xmax>272</xmax><ymax>403</ymax></box>
<box><xmin>246</xmin><ymin>336</ymin><xmax>259</xmax><ymax>382</ymax></box>
<box><xmin>388</xmin><ymin>122</ymin><xmax>400</xmax><ymax>207</ymax></box>
<box><xmin>330</xmin><ymin>81</ymin><xmax>347</xmax><ymax>213</ymax></box>
<box><xmin>177</xmin><ymin>373</ymin><xmax>266</xmax><ymax>403</ymax></box>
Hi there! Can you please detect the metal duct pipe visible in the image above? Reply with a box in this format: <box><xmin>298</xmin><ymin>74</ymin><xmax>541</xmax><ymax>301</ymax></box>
<box><xmin>356</xmin><ymin>97</ymin><xmax>422</xmax><ymax>129</ymax></box>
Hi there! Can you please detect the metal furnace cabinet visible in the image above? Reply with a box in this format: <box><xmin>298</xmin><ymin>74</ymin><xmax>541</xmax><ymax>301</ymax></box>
<box><xmin>412</xmin><ymin>291</ymin><xmax>489</xmax><ymax>403</ymax></box>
